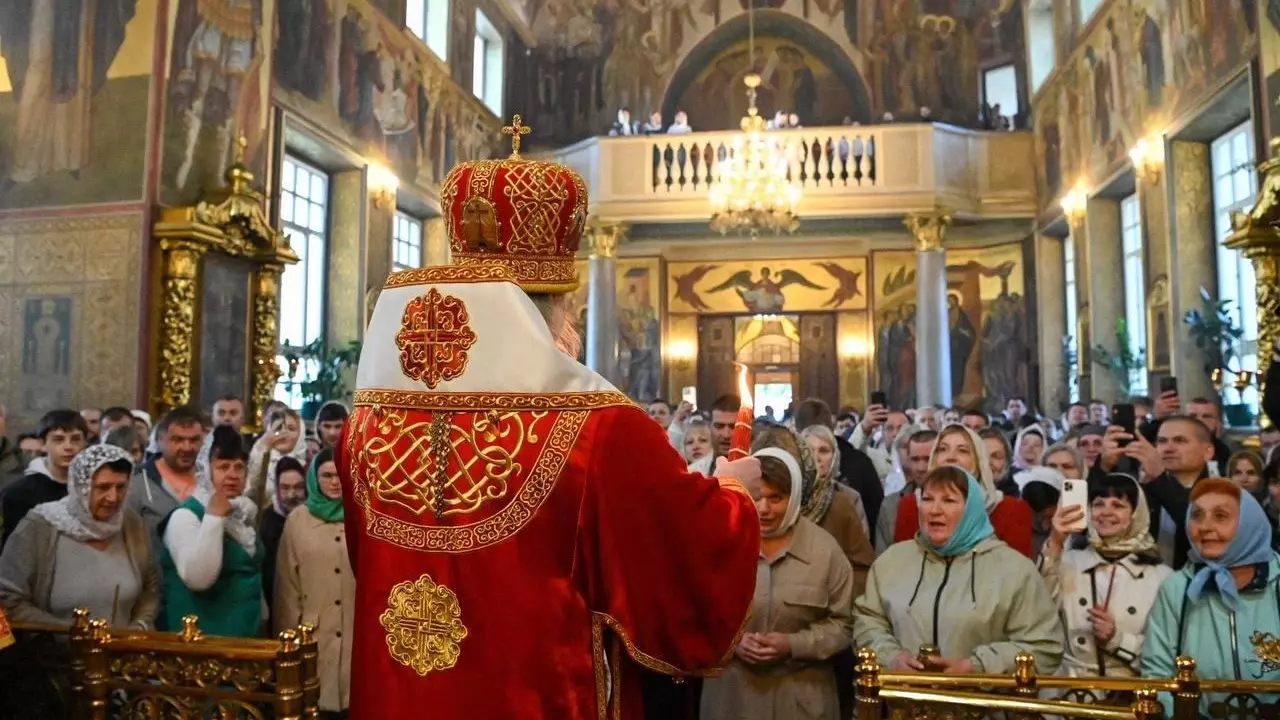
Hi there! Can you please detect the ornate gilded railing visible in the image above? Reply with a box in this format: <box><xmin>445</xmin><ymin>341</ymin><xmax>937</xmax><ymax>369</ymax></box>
<box><xmin>2</xmin><ymin>611</ymin><xmax>320</xmax><ymax>720</ymax></box>
<box><xmin>855</xmin><ymin>648</ymin><xmax>1280</xmax><ymax>720</ymax></box>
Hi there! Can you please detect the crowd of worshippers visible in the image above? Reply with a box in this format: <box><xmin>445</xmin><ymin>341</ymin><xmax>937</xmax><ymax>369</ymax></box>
<box><xmin>642</xmin><ymin>390</ymin><xmax>1280</xmax><ymax>719</ymax></box>
<box><xmin>2</xmin><ymin>385</ymin><xmax>1280</xmax><ymax>720</ymax></box>
<box><xmin>0</xmin><ymin>399</ymin><xmax>355</xmax><ymax>717</ymax></box>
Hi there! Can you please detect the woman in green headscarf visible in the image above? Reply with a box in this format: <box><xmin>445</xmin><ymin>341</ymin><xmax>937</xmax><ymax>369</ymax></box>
<box><xmin>274</xmin><ymin>448</ymin><xmax>354</xmax><ymax>716</ymax></box>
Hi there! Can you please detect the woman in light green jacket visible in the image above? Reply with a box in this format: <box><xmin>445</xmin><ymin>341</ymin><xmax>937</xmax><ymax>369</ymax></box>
<box><xmin>854</xmin><ymin>465</ymin><xmax>1063</xmax><ymax>674</ymax></box>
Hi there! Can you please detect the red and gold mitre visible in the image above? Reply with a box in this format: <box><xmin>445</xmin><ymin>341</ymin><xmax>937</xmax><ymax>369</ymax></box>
<box><xmin>440</xmin><ymin>115</ymin><xmax>588</xmax><ymax>294</ymax></box>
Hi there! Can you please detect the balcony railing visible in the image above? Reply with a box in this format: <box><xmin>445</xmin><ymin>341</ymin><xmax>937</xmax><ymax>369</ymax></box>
<box><xmin>546</xmin><ymin>123</ymin><xmax>1038</xmax><ymax>224</ymax></box>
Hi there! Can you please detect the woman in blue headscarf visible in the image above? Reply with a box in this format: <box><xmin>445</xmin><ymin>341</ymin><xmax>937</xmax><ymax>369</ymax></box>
<box><xmin>855</xmin><ymin>465</ymin><xmax>1063</xmax><ymax>673</ymax></box>
<box><xmin>1142</xmin><ymin>478</ymin><xmax>1280</xmax><ymax>717</ymax></box>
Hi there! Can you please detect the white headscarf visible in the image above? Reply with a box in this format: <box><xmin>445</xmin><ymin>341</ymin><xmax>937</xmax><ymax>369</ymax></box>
<box><xmin>927</xmin><ymin>423</ymin><xmax>1002</xmax><ymax>511</ymax></box>
<box><xmin>753</xmin><ymin>447</ymin><xmax>803</xmax><ymax>538</ymax></box>
<box><xmin>248</xmin><ymin>411</ymin><xmax>307</xmax><ymax>504</ymax></box>
<box><xmin>1012</xmin><ymin>425</ymin><xmax>1047</xmax><ymax>471</ymax></box>
<box><xmin>29</xmin><ymin>445</ymin><xmax>134</xmax><ymax>542</ymax></box>
<box><xmin>196</xmin><ymin>431</ymin><xmax>259</xmax><ymax>556</ymax></box>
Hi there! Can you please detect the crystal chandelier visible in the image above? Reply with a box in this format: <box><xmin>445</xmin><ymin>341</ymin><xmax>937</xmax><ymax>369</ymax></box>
<box><xmin>708</xmin><ymin>7</ymin><xmax>801</xmax><ymax>236</ymax></box>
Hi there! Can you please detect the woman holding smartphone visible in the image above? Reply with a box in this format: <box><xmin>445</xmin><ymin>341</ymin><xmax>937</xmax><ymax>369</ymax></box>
<box><xmin>1039</xmin><ymin>473</ymin><xmax>1170</xmax><ymax>684</ymax></box>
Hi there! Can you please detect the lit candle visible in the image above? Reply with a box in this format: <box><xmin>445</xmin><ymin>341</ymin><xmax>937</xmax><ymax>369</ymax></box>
<box><xmin>728</xmin><ymin>363</ymin><xmax>755</xmax><ymax>460</ymax></box>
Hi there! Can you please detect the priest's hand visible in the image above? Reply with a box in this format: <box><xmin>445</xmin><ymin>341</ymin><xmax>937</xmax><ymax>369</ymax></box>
<box><xmin>714</xmin><ymin>457</ymin><xmax>762</xmax><ymax>488</ymax></box>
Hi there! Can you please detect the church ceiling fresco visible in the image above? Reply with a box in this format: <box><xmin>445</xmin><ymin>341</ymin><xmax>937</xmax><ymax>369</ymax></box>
<box><xmin>506</xmin><ymin>0</ymin><xmax>1024</xmax><ymax>148</ymax></box>
<box><xmin>0</xmin><ymin>0</ymin><xmax>155</xmax><ymax>209</ymax></box>
<box><xmin>1034</xmin><ymin>0</ymin><xmax>1256</xmax><ymax>206</ymax></box>
<box><xmin>667</xmin><ymin>257</ymin><xmax>867</xmax><ymax>315</ymax></box>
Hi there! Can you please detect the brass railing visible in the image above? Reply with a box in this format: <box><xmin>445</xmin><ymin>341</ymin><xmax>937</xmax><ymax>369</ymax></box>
<box><xmin>855</xmin><ymin>648</ymin><xmax>1280</xmax><ymax>720</ymax></box>
<box><xmin>1</xmin><ymin>610</ymin><xmax>320</xmax><ymax>720</ymax></box>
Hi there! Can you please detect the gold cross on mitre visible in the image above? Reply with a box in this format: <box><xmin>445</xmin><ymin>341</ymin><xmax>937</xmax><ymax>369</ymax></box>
<box><xmin>502</xmin><ymin>115</ymin><xmax>532</xmax><ymax>157</ymax></box>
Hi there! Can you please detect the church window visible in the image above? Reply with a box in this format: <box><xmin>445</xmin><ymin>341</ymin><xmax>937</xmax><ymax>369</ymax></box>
<box><xmin>473</xmin><ymin>9</ymin><xmax>504</xmax><ymax>116</ymax></box>
<box><xmin>1064</xmin><ymin>236</ymin><xmax>1080</xmax><ymax>403</ymax></box>
<box><xmin>407</xmin><ymin>0</ymin><xmax>449</xmax><ymax>60</ymax></box>
<box><xmin>394</xmin><ymin>212</ymin><xmax>424</xmax><ymax>270</ymax></box>
<box><xmin>1211</xmin><ymin>121</ymin><xmax>1259</xmax><ymax>413</ymax></box>
<box><xmin>982</xmin><ymin>64</ymin><xmax>1017</xmax><ymax>125</ymax></box>
<box><xmin>1026</xmin><ymin>0</ymin><xmax>1055</xmax><ymax>93</ymax></box>
<box><xmin>1079</xmin><ymin>0</ymin><xmax>1104</xmax><ymax>25</ymax></box>
<box><xmin>277</xmin><ymin>155</ymin><xmax>330</xmax><ymax>407</ymax></box>
<box><xmin>1120</xmin><ymin>193</ymin><xmax>1147</xmax><ymax>396</ymax></box>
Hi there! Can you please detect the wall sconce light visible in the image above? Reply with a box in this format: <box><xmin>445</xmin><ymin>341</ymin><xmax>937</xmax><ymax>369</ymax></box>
<box><xmin>838</xmin><ymin>336</ymin><xmax>869</xmax><ymax>359</ymax></box>
<box><xmin>1128</xmin><ymin>137</ymin><xmax>1164</xmax><ymax>185</ymax></box>
<box><xmin>1059</xmin><ymin>185</ymin><xmax>1087</xmax><ymax>228</ymax></box>
<box><xmin>369</xmin><ymin>164</ymin><xmax>399</xmax><ymax>209</ymax></box>
<box><xmin>668</xmin><ymin>339</ymin><xmax>696</xmax><ymax>372</ymax></box>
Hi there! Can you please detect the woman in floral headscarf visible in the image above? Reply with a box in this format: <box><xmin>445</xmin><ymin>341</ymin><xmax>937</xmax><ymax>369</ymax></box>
<box><xmin>0</xmin><ymin>445</ymin><xmax>158</xmax><ymax>629</ymax></box>
<box><xmin>753</xmin><ymin>424</ymin><xmax>873</xmax><ymax>595</ymax></box>
<box><xmin>801</xmin><ymin>424</ymin><xmax>871</xmax><ymax>536</ymax></box>
<box><xmin>1040</xmin><ymin>472</ymin><xmax>1171</xmax><ymax>683</ymax></box>
<box><xmin>159</xmin><ymin>426</ymin><xmax>263</xmax><ymax>637</ymax></box>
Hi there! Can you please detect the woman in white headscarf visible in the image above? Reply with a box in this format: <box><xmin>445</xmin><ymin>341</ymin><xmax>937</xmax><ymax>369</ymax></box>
<box><xmin>159</xmin><ymin>426</ymin><xmax>263</xmax><ymax>637</ymax></box>
<box><xmin>1041</xmin><ymin>472</ymin><xmax>1171</xmax><ymax>684</ymax></box>
<box><xmin>0</xmin><ymin>445</ymin><xmax>158</xmax><ymax>629</ymax></box>
<box><xmin>247</xmin><ymin>406</ymin><xmax>307</xmax><ymax>517</ymax></box>
<box><xmin>700</xmin><ymin>447</ymin><xmax>854</xmax><ymax>720</ymax></box>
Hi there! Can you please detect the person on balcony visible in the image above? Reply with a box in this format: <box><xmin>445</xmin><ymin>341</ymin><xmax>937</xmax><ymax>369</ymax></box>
<box><xmin>608</xmin><ymin>107</ymin><xmax>636</xmax><ymax>136</ymax></box>
<box><xmin>159</xmin><ymin>426</ymin><xmax>263</xmax><ymax>637</ymax></box>
<box><xmin>855</xmin><ymin>465</ymin><xmax>1062</xmax><ymax>674</ymax></box>
<box><xmin>667</xmin><ymin>111</ymin><xmax>692</xmax><ymax>135</ymax></box>
<box><xmin>700</xmin><ymin>448</ymin><xmax>853</xmax><ymax>720</ymax></box>
<box><xmin>1040</xmin><ymin>473</ymin><xmax>1170</xmax><ymax>684</ymax></box>
<box><xmin>0</xmin><ymin>445</ymin><xmax>159</xmax><ymax>630</ymax></box>
<box><xmin>892</xmin><ymin>425</ymin><xmax>1036</xmax><ymax>557</ymax></box>
<box><xmin>1142</xmin><ymin>478</ymin><xmax>1280</xmax><ymax>716</ymax></box>
<box><xmin>274</xmin><ymin>448</ymin><xmax>354</xmax><ymax>716</ymax></box>
<box><xmin>640</xmin><ymin>111</ymin><xmax>664</xmax><ymax>135</ymax></box>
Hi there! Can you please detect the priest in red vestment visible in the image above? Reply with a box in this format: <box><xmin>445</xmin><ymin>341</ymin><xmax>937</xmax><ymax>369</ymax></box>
<box><xmin>337</xmin><ymin>117</ymin><xmax>761</xmax><ymax>720</ymax></box>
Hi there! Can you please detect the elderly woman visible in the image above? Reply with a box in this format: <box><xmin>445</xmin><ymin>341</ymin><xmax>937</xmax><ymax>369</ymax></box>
<box><xmin>754</xmin><ymin>424</ymin><xmax>873</xmax><ymax>595</ymax></box>
<box><xmin>160</xmin><ymin>426</ymin><xmax>263</xmax><ymax>637</ymax></box>
<box><xmin>1142</xmin><ymin>478</ymin><xmax>1280</xmax><ymax>716</ymax></box>
<box><xmin>275</xmin><ymin>449</ymin><xmax>354</xmax><ymax>714</ymax></box>
<box><xmin>1041</xmin><ymin>473</ymin><xmax>1170</xmax><ymax>681</ymax></box>
<box><xmin>856</xmin><ymin>465</ymin><xmax>1062</xmax><ymax>674</ymax></box>
<box><xmin>893</xmin><ymin>425</ymin><xmax>1035</xmax><ymax>557</ymax></box>
<box><xmin>0</xmin><ymin>445</ymin><xmax>158</xmax><ymax>629</ymax></box>
<box><xmin>802</xmin><ymin>424</ymin><xmax>871</xmax><ymax>537</ymax></box>
<box><xmin>701</xmin><ymin>447</ymin><xmax>853</xmax><ymax>720</ymax></box>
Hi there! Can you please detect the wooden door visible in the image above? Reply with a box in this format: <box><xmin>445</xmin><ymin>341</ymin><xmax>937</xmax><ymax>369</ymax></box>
<box><xmin>798</xmin><ymin>313</ymin><xmax>839</xmax><ymax>411</ymax></box>
<box><xmin>697</xmin><ymin>316</ymin><xmax>738</xmax><ymax>409</ymax></box>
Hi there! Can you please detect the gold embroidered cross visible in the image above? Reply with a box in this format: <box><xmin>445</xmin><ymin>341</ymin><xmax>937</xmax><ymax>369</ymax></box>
<box><xmin>502</xmin><ymin>115</ymin><xmax>532</xmax><ymax>156</ymax></box>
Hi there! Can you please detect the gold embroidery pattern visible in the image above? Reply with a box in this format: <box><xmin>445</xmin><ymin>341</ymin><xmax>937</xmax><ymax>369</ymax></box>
<box><xmin>591</xmin><ymin>611</ymin><xmax>750</xmax><ymax>679</ymax></box>
<box><xmin>380</xmin><ymin>573</ymin><xmax>468</xmax><ymax>677</ymax></box>
<box><xmin>395</xmin><ymin>289</ymin><xmax>477</xmax><ymax>389</ymax></box>
<box><xmin>360</xmin><ymin>407</ymin><xmax>547</xmax><ymax>519</ymax></box>
<box><xmin>353</xmin><ymin>388</ymin><xmax>635</xmax><ymax>411</ymax></box>
<box><xmin>592</xmin><ymin>614</ymin><xmax>608</xmax><ymax>720</ymax></box>
<box><xmin>347</xmin><ymin>408</ymin><xmax>588</xmax><ymax>553</ymax></box>
<box><xmin>453</xmin><ymin>255</ymin><xmax>579</xmax><ymax>292</ymax></box>
<box><xmin>383</xmin><ymin>264</ymin><xmax>516</xmax><ymax>289</ymax></box>
<box><xmin>503</xmin><ymin>162</ymin><xmax>570</xmax><ymax>254</ymax></box>
<box><xmin>467</xmin><ymin>160</ymin><xmax>500</xmax><ymax>200</ymax></box>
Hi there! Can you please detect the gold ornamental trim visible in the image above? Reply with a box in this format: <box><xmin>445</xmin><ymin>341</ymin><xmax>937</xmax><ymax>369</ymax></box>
<box><xmin>451</xmin><ymin>254</ymin><xmax>580</xmax><ymax>293</ymax></box>
<box><xmin>591</xmin><ymin>608</ymin><xmax>750</xmax><ymax>680</ymax></box>
<box><xmin>380</xmin><ymin>573</ymin><xmax>468</xmax><ymax>676</ymax></box>
<box><xmin>383</xmin><ymin>264</ymin><xmax>517</xmax><ymax>289</ymax></box>
<box><xmin>348</xmin><ymin>409</ymin><xmax>588</xmax><ymax>553</ymax></box>
<box><xmin>352</xmin><ymin>388</ymin><xmax>636</xmax><ymax>411</ymax></box>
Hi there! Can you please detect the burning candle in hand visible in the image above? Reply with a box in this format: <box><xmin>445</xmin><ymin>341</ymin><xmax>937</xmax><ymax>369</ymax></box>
<box><xmin>728</xmin><ymin>363</ymin><xmax>754</xmax><ymax>460</ymax></box>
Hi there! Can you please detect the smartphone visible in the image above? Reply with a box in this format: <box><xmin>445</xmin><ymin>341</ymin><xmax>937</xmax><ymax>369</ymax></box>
<box><xmin>1114</xmin><ymin>403</ymin><xmax>1136</xmax><ymax>439</ymax></box>
<box><xmin>1060</xmin><ymin>479</ymin><xmax>1089</xmax><ymax>533</ymax></box>
<box><xmin>870</xmin><ymin>391</ymin><xmax>888</xmax><ymax>408</ymax></box>
<box><xmin>1160</xmin><ymin>376</ymin><xmax>1178</xmax><ymax>395</ymax></box>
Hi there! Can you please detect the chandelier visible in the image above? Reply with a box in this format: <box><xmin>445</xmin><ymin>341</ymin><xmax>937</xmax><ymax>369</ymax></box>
<box><xmin>708</xmin><ymin>6</ymin><xmax>801</xmax><ymax>237</ymax></box>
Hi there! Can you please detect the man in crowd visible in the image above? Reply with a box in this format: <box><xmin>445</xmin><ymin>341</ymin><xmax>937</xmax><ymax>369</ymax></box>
<box><xmin>709</xmin><ymin>394</ymin><xmax>741</xmax><ymax>457</ymax></box>
<box><xmin>100</xmin><ymin>406</ymin><xmax>136</xmax><ymax>436</ymax></box>
<box><xmin>875</xmin><ymin>427</ymin><xmax>935</xmax><ymax>553</ymax></box>
<box><xmin>314</xmin><ymin>402</ymin><xmax>349</xmax><ymax>449</ymax></box>
<box><xmin>1</xmin><ymin>409</ymin><xmax>88</xmax><ymax>547</ymax></box>
<box><xmin>212</xmin><ymin>396</ymin><xmax>246</xmax><ymax>433</ymax></box>
<box><xmin>126</xmin><ymin>406</ymin><xmax>205</xmax><ymax>539</ymax></box>
<box><xmin>961</xmin><ymin>409</ymin><xmax>989</xmax><ymax>431</ymax></box>
<box><xmin>80</xmin><ymin>408</ymin><xmax>102</xmax><ymax>443</ymax></box>
<box><xmin>1185</xmin><ymin>396</ymin><xmax>1235</xmax><ymax>472</ymax></box>
<box><xmin>1088</xmin><ymin>398</ymin><xmax>1111</xmax><ymax>426</ymax></box>
<box><xmin>1004</xmin><ymin>396</ymin><xmax>1029</xmax><ymax>428</ymax></box>
<box><xmin>0</xmin><ymin>402</ymin><xmax>20</xmax><ymax>482</ymax></box>
<box><xmin>1063</xmin><ymin>402</ymin><xmax>1088</xmax><ymax>430</ymax></box>
<box><xmin>849</xmin><ymin>405</ymin><xmax>908</xmax><ymax>479</ymax></box>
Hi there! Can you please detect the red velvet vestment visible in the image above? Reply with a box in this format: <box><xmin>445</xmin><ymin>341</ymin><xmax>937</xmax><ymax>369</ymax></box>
<box><xmin>338</xmin><ymin>401</ymin><xmax>759</xmax><ymax>720</ymax></box>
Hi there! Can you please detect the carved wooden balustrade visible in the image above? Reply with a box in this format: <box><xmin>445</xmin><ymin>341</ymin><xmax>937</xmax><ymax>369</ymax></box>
<box><xmin>543</xmin><ymin>123</ymin><xmax>1039</xmax><ymax>223</ymax></box>
<box><xmin>855</xmin><ymin>648</ymin><xmax>1280</xmax><ymax>720</ymax></box>
<box><xmin>1</xmin><ymin>610</ymin><xmax>320</xmax><ymax>720</ymax></box>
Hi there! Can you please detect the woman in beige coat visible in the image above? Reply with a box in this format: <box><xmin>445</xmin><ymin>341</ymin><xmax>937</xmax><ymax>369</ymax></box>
<box><xmin>700</xmin><ymin>446</ymin><xmax>854</xmax><ymax>720</ymax></box>
<box><xmin>274</xmin><ymin>448</ymin><xmax>354</xmax><ymax>716</ymax></box>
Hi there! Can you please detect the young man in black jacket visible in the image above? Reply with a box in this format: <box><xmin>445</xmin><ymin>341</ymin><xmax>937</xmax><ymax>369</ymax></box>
<box><xmin>0</xmin><ymin>409</ymin><xmax>88</xmax><ymax>548</ymax></box>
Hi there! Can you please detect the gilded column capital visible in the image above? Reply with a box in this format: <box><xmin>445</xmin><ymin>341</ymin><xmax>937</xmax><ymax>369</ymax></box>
<box><xmin>904</xmin><ymin>209</ymin><xmax>953</xmax><ymax>252</ymax></box>
<box><xmin>587</xmin><ymin>219</ymin><xmax>627</xmax><ymax>258</ymax></box>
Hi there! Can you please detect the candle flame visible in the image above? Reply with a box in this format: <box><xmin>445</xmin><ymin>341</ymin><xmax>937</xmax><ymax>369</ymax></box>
<box><xmin>736</xmin><ymin>363</ymin><xmax>754</xmax><ymax>409</ymax></box>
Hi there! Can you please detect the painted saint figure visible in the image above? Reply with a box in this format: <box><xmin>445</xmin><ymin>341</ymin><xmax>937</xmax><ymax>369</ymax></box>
<box><xmin>0</xmin><ymin>0</ymin><xmax>137</xmax><ymax>190</ymax></box>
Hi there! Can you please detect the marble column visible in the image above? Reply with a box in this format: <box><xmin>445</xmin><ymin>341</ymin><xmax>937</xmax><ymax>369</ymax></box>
<box><xmin>585</xmin><ymin>221</ymin><xmax>626</xmax><ymax>383</ymax></box>
<box><xmin>1034</xmin><ymin>233</ymin><xmax>1067</xmax><ymax>413</ymax></box>
<box><xmin>1083</xmin><ymin>195</ymin><xmax>1123</xmax><ymax>401</ymax></box>
<box><xmin>905</xmin><ymin>210</ymin><xmax>952</xmax><ymax>408</ymax></box>
<box><xmin>1168</xmin><ymin>141</ymin><xmax>1220</xmax><ymax>402</ymax></box>
<box><xmin>327</xmin><ymin>169</ymin><xmax>365</xmax><ymax>346</ymax></box>
<box><xmin>363</xmin><ymin>171</ymin><xmax>394</xmax><ymax>333</ymax></box>
<box><xmin>424</xmin><ymin>217</ymin><xmax>450</xmax><ymax>266</ymax></box>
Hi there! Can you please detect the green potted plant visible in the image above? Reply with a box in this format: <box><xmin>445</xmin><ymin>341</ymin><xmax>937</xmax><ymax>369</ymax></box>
<box><xmin>280</xmin><ymin>339</ymin><xmax>363</xmax><ymax>420</ymax></box>
<box><xmin>1091</xmin><ymin>318</ymin><xmax>1145</xmax><ymax>398</ymax></box>
<box><xmin>1183</xmin><ymin>287</ymin><xmax>1252</xmax><ymax>427</ymax></box>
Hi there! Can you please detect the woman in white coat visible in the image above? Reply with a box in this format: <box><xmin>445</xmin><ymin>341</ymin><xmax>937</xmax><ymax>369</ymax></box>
<box><xmin>1040</xmin><ymin>472</ymin><xmax>1171</xmax><ymax>682</ymax></box>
